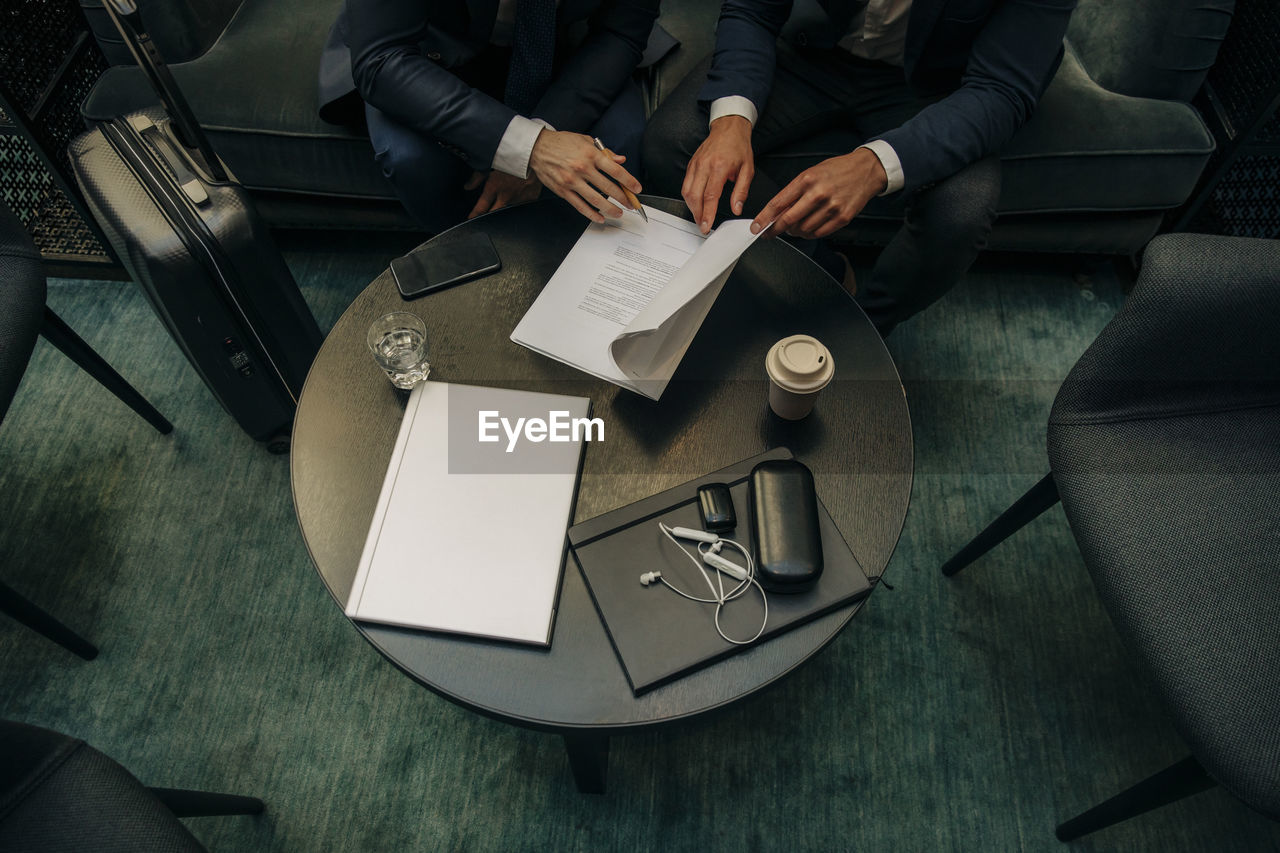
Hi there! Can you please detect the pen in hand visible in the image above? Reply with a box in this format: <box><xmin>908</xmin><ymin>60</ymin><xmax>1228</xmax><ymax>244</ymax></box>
<box><xmin>592</xmin><ymin>137</ymin><xmax>648</xmax><ymax>222</ymax></box>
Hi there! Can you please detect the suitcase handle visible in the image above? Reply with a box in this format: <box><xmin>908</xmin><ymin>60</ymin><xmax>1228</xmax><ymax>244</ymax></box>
<box><xmin>128</xmin><ymin>115</ymin><xmax>213</xmax><ymax>205</ymax></box>
<box><xmin>102</xmin><ymin>0</ymin><xmax>229</xmax><ymax>182</ymax></box>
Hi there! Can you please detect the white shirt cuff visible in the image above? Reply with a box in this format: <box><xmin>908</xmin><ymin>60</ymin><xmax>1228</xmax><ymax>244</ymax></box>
<box><xmin>857</xmin><ymin>139</ymin><xmax>904</xmax><ymax>195</ymax></box>
<box><xmin>708</xmin><ymin>95</ymin><xmax>758</xmax><ymax>129</ymax></box>
<box><xmin>493</xmin><ymin>115</ymin><xmax>554</xmax><ymax>179</ymax></box>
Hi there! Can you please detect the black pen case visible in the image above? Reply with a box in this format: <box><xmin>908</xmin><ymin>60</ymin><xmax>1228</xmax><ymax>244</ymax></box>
<box><xmin>749</xmin><ymin>459</ymin><xmax>824</xmax><ymax>593</ymax></box>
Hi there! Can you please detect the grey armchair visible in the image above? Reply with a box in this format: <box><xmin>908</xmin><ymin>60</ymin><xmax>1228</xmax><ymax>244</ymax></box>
<box><xmin>750</xmin><ymin>0</ymin><xmax>1233</xmax><ymax>255</ymax></box>
<box><xmin>0</xmin><ymin>719</ymin><xmax>264</xmax><ymax>852</ymax></box>
<box><xmin>940</xmin><ymin>232</ymin><xmax>1280</xmax><ymax>839</ymax></box>
<box><xmin>0</xmin><ymin>199</ymin><xmax>170</xmax><ymax>659</ymax></box>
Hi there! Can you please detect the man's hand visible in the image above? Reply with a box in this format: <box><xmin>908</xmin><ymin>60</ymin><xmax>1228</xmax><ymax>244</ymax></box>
<box><xmin>752</xmin><ymin>148</ymin><xmax>888</xmax><ymax>240</ymax></box>
<box><xmin>528</xmin><ymin>130</ymin><xmax>641</xmax><ymax>224</ymax></box>
<box><xmin>465</xmin><ymin>170</ymin><xmax>542</xmax><ymax>220</ymax></box>
<box><xmin>682</xmin><ymin>115</ymin><xmax>754</xmax><ymax>234</ymax></box>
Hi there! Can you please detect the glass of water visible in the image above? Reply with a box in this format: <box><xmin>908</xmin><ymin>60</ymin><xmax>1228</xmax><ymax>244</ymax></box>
<box><xmin>367</xmin><ymin>311</ymin><xmax>430</xmax><ymax>389</ymax></box>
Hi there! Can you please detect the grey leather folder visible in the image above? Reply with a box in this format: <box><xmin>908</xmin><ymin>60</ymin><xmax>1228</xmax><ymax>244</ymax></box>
<box><xmin>569</xmin><ymin>448</ymin><xmax>872</xmax><ymax>695</ymax></box>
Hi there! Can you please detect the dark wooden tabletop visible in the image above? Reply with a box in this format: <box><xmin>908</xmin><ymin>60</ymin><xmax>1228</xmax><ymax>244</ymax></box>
<box><xmin>290</xmin><ymin>197</ymin><xmax>913</xmax><ymax>735</ymax></box>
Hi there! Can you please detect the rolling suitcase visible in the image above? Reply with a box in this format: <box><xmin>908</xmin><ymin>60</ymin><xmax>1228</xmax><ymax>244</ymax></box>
<box><xmin>68</xmin><ymin>0</ymin><xmax>322</xmax><ymax>452</ymax></box>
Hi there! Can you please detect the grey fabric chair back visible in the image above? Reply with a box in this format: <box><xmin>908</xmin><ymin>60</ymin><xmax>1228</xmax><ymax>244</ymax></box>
<box><xmin>1066</xmin><ymin>0</ymin><xmax>1235</xmax><ymax>101</ymax></box>
<box><xmin>1050</xmin><ymin>233</ymin><xmax>1280</xmax><ymax>425</ymax></box>
<box><xmin>1045</xmin><ymin>234</ymin><xmax>1280</xmax><ymax>821</ymax></box>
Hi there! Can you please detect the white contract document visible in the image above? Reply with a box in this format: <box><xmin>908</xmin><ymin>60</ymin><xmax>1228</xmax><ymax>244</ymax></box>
<box><xmin>346</xmin><ymin>381</ymin><xmax>589</xmax><ymax>647</ymax></box>
<box><xmin>510</xmin><ymin>206</ymin><xmax>761</xmax><ymax>400</ymax></box>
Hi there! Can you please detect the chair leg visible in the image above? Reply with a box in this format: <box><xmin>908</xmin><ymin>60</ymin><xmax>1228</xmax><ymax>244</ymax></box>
<box><xmin>941</xmin><ymin>472</ymin><xmax>1060</xmax><ymax>577</ymax></box>
<box><xmin>0</xmin><ymin>580</ymin><xmax>98</xmax><ymax>659</ymax></box>
<box><xmin>149</xmin><ymin>787</ymin><xmax>265</xmax><ymax>817</ymax></box>
<box><xmin>41</xmin><ymin>307</ymin><xmax>173</xmax><ymax>435</ymax></box>
<box><xmin>563</xmin><ymin>734</ymin><xmax>609</xmax><ymax>794</ymax></box>
<box><xmin>1055</xmin><ymin>755</ymin><xmax>1215</xmax><ymax>842</ymax></box>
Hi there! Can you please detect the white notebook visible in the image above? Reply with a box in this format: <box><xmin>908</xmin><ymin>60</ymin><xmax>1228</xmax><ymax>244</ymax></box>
<box><xmin>346</xmin><ymin>381</ymin><xmax>590</xmax><ymax>646</ymax></box>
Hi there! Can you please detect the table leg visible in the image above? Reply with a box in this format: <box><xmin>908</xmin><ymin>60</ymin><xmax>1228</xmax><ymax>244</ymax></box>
<box><xmin>563</xmin><ymin>734</ymin><xmax>609</xmax><ymax>794</ymax></box>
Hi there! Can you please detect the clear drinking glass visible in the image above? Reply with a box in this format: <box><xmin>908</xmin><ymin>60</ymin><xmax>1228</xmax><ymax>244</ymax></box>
<box><xmin>367</xmin><ymin>311</ymin><xmax>430</xmax><ymax>389</ymax></box>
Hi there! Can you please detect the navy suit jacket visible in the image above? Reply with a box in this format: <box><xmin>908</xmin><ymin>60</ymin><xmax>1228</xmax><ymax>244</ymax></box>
<box><xmin>699</xmin><ymin>0</ymin><xmax>1077</xmax><ymax>193</ymax></box>
<box><xmin>319</xmin><ymin>0</ymin><xmax>659</xmax><ymax>172</ymax></box>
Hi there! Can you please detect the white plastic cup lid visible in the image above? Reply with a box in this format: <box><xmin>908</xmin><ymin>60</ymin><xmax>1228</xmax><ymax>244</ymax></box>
<box><xmin>766</xmin><ymin>335</ymin><xmax>835</xmax><ymax>393</ymax></box>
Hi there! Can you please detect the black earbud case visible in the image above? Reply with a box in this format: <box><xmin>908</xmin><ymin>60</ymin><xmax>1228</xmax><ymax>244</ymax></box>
<box><xmin>748</xmin><ymin>459</ymin><xmax>824</xmax><ymax>592</ymax></box>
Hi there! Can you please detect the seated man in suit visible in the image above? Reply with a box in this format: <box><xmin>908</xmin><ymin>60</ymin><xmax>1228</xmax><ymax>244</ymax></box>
<box><xmin>318</xmin><ymin>0</ymin><xmax>660</xmax><ymax>232</ymax></box>
<box><xmin>643</xmin><ymin>0</ymin><xmax>1076</xmax><ymax>336</ymax></box>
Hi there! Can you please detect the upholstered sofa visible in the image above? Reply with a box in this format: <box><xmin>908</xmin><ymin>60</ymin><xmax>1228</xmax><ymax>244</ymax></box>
<box><xmin>79</xmin><ymin>0</ymin><xmax>1231</xmax><ymax>255</ymax></box>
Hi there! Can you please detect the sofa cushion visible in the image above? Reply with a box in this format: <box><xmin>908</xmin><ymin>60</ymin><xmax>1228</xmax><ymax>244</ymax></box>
<box><xmin>80</xmin><ymin>0</ymin><xmax>247</xmax><ymax>66</ymax></box>
<box><xmin>999</xmin><ymin>44</ymin><xmax>1215</xmax><ymax>213</ymax></box>
<box><xmin>641</xmin><ymin>0</ymin><xmax>720</xmax><ymax>111</ymax></box>
<box><xmin>762</xmin><ymin>44</ymin><xmax>1215</xmax><ymax>218</ymax></box>
<box><xmin>81</xmin><ymin>0</ymin><xmax>394</xmax><ymax>201</ymax></box>
<box><xmin>1066</xmin><ymin>0</ymin><xmax>1235</xmax><ymax>102</ymax></box>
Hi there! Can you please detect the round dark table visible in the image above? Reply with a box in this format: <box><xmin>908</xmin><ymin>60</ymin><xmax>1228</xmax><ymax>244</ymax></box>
<box><xmin>291</xmin><ymin>197</ymin><xmax>912</xmax><ymax>793</ymax></box>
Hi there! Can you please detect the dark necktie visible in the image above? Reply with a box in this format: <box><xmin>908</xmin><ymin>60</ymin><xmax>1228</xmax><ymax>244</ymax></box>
<box><xmin>504</xmin><ymin>0</ymin><xmax>556</xmax><ymax>116</ymax></box>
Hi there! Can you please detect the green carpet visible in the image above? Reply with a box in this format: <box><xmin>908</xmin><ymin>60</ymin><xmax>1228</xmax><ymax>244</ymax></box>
<box><xmin>1</xmin><ymin>233</ymin><xmax>1277</xmax><ymax>852</ymax></box>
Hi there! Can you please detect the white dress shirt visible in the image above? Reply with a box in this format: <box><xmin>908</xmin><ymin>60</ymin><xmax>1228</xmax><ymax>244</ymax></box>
<box><xmin>710</xmin><ymin>0</ymin><xmax>913</xmax><ymax>194</ymax></box>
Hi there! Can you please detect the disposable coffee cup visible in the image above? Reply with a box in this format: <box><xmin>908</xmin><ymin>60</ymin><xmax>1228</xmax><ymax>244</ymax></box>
<box><xmin>765</xmin><ymin>335</ymin><xmax>835</xmax><ymax>420</ymax></box>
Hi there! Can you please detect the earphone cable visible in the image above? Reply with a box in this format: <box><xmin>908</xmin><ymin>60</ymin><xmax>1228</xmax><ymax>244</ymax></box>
<box><xmin>655</xmin><ymin>523</ymin><xmax>768</xmax><ymax>645</ymax></box>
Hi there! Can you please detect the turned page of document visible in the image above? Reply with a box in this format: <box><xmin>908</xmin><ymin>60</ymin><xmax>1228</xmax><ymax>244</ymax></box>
<box><xmin>510</xmin><ymin>206</ymin><xmax>759</xmax><ymax>400</ymax></box>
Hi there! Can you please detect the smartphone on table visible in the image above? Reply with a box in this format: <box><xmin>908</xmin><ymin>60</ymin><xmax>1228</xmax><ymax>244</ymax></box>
<box><xmin>391</xmin><ymin>231</ymin><xmax>501</xmax><ymax>299</ymax></box>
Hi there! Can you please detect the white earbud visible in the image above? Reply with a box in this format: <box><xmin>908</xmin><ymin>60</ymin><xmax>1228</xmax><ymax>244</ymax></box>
<box><xmin>640</xmin><ymin>571</ymin><xmax>662</xmax><ymax>586</ymax></box>
<box><xmin>668</xmin><ymin>526</ymin><xmax>720</xmax><ymax>544</ymax></box>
